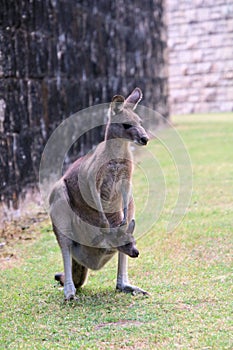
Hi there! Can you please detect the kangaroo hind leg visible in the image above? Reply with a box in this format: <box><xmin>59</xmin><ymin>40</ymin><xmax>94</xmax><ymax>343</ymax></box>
<box><xmin>54</xmin><ymin>259</ymin><xmax>88</xmax><ymax>291</ymax></box>
<box><xmin>72</xmin><ymin>258</ymin><xmax>88</xmax><ymax>289</ymax></box>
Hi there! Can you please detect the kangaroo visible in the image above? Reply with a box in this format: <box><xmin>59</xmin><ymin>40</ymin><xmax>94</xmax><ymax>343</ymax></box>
<box><xmin>49</xmin><ymin>88</ymin><xmax>149</xmax><ymax>300</ymax></box>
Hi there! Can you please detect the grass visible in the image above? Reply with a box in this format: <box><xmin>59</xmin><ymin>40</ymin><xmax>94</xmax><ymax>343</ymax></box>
<box><xmin>1</xmin><ymin>113</ymin><xmax>233</xmax><ymax>349</ymax></box>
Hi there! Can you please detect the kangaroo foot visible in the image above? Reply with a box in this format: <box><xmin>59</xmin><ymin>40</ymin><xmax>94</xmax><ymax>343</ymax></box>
<box><xmin>64</xmin><ymin>282</ymin><xmax>76</xmax><ymax>301</ymax></box>
<box><xmin>55</xmin><ymin>272</ymin><xmax>65</xmax><ymax>286</ymax></box>
<box><xmin>116</xmin><ymin>283</ymin><xmax>150</xmax><ymax>296</ymax></box>
<box><xmin>55</xmin><ymin>274</ymin><xmax>77</xmax><ymax>301</ymax></box>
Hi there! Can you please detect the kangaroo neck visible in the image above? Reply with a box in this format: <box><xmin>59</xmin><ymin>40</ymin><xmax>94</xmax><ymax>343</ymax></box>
<box><xmin>103</xmin><ymin>137</ymin><xmax>131</xmax><ymax>160</ymax></box>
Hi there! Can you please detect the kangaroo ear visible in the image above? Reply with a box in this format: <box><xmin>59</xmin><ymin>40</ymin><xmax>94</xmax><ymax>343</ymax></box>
<box><xmin>126</xmin><ymin>219</ymin><xmax>135</xmax><ymax>234</ymax></box>
<box><xmin>125</xmin><ymin>88</ymin><xmax>143</xmax><ymax>110</ymax></box>
<box><xmin>111</xmin><ymin>95</ymin><xmax>125</xmax><ymax>114</ymax></box>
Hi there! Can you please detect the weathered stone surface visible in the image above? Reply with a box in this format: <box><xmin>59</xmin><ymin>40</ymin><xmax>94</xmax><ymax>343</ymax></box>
<box><xmin>167</xmin><ymin>0</ymin><xmax>233</xmax><ymax>114</ymax></box>
<box><xmin>0</xmin><ymin>0</ymin><xmax>168</xmax><ymax>212</ymax></box>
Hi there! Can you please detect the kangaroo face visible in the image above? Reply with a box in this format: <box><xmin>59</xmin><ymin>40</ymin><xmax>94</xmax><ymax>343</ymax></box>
<box><xmin>106</xmin><ymin>88</ymin><xmax>149</xmax><ymax>146</ymax></box>
<box><xmin>121</xmin><ymin>109</ymin><xmax>149</xmax><ymax>146</ymax></box>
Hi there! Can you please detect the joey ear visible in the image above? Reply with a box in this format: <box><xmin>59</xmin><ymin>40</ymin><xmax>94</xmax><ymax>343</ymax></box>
<box><xmin>126</xmin><ymin>219</ymin><xmax>135</xmax><ymax>234</ymax></box>
<box><xmin>125</xmin><ymin>87</ymin><xmax>143</xmax><ymax>110</ymax></box>
<box><xmin>111</xmin><ymin>95</ymin><xmax>125</xmax><ymax>114</ymax></box>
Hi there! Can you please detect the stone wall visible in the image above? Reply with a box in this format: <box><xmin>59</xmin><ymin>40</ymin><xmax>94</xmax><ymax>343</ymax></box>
<box><xmin>0</xmin><ymin>0</ymin><xmax>168</xmax><ymax>216</ymax></box>
<box><xmin>166</xmin><ymin>0</ymin><xmax>233</xmax><ymax>115</ymax></box>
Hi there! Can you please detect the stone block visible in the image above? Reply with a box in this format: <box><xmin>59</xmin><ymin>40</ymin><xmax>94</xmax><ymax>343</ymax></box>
<box><xmin>167</xmin><ymin>0</ymin><xmax>232</xmax><ymax>114</ymax></box>
<box><xmin>203</xmin><ymin>73</ymin><xmax>221</xmax><ymax>87</ymax></box>
<box><xmin>1</xmin><ymin>30</ymin><xmax>16</xmax><ymax>77</ymax></box>
<box><xmin>15</xmin><ymin>30</ymin><xmax>28</xmax><ymax>78</ymax></box>
<box><xmin>28</xmin><ymin>32</ymin><xmax>49</xmax><ymax>78</ymax></box>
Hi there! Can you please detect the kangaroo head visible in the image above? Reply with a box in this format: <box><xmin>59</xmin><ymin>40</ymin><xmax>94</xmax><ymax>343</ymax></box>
<box><xmin>105</xmin><ymin>88</ymin><xmax>149</xmax><ymax>146</ymax></box>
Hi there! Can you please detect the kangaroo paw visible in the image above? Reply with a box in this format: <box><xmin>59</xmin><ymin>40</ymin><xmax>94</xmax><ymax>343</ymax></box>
<box><xmin>119</xmin><ymin>219</ymin><xmax>127</xmax><ymax>227</ymax></box>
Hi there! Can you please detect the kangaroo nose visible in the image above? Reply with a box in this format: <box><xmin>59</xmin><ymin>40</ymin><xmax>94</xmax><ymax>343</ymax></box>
<box><xmin>131</xmin><ymin>248</ymin><xmax>139</xmax><ymax>258</ymax></box>
<box><xmin>140</xmin><ymin>136</ymin><xmax>148</xmax><ymax>145</ymax></box>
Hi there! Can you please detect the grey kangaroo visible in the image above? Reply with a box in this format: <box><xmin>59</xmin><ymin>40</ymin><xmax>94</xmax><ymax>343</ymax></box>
<box><xmin>49</xmin><ymin>87</ymin><xmax>149</xmax><ymax>300</ymax></box>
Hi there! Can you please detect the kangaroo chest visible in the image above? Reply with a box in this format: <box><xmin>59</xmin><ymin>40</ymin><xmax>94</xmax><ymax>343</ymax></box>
<box><xmin>99</xmin><ymin>159</ymin><xmax>132</xmax><ymax>201</ymax></box>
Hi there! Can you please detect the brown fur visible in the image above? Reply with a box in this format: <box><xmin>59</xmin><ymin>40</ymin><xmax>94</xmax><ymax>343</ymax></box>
<box><xmin>50</xmin><ymin>88</ymin><xmax>149</xmax><ymax>300</ymax></box>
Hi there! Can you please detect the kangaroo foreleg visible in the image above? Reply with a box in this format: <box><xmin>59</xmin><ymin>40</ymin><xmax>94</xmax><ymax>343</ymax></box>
<box><xmin>120</xmin><ymin>179</ymin><xmax>131</xmax><ymax>227</ymax></box>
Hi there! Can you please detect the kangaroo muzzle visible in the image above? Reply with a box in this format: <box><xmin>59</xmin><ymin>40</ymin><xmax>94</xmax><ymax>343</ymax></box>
<box><xmin>140</xmin><ymin>136</ymin><xmax>149</xmax><ymax>145</ymax></box>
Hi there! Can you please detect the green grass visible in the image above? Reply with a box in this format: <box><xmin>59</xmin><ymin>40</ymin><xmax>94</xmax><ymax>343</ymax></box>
<box><xmin>1</xmin><ymin>113</ymin><xmax>233</xmax><ymax>349</ymax></box>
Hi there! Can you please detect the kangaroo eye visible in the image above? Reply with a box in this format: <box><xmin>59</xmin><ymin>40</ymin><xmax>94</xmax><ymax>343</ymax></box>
<box><xmin>122</xmin><ymin>123</ymin><xmax>132</xmax><ymax>130</ymax></box>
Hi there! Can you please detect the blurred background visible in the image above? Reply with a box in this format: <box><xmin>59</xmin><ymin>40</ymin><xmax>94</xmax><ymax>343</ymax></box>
<box><xmin>167</xmin><ymin>0</ymin><xmax>233</xmax><ymax>115</ymax></box>
<box><xmin>0</xmin><ymin>0</ymin><xmax>232</xmax><ymax>222</ymax></box>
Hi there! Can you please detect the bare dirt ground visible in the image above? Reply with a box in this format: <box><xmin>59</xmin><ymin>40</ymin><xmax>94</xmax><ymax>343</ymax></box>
<box><xmin>0</xmin><ymin>211</ymin><xmax>49</xmax><ymax>270</ymax></box>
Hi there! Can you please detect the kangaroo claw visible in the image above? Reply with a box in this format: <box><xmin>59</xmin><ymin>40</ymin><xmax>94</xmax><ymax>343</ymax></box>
<box><xmin>119</xmin><ymin>219</ymin><xmax>127</xmax><ymax>227</ymax></box>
